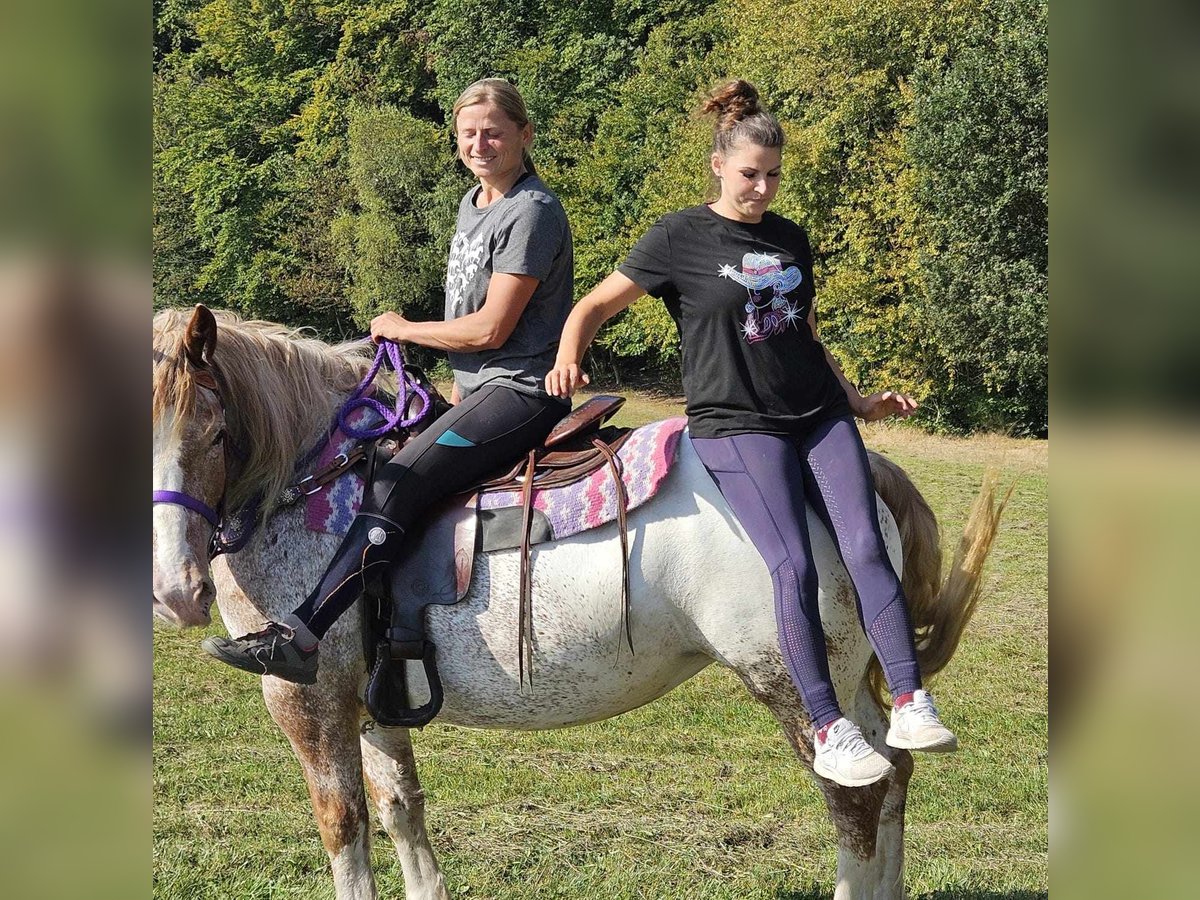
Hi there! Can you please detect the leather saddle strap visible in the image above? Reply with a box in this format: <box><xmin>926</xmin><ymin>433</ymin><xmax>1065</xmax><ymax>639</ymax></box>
<box><xmin>278</xmin><ymin>445</ymin><xmax>370</xmax><ymax>507</ymax></box>
<box><xmin>591</xmin><ymin>437</ymin><xmax>634</xmax><ymax>656</ymax></box>
<box><xmin>476</xmin><ymin>430</ymin><xmax>635</xmax><ymax>494</ymax></box>
<box><xmin>517</xmin><ymin>448</ymin><xmax>539</xmax><ymax>688</ymax></box>
<box><xmin>304</xmin><ymin>445</ymin><xmax>367</xmax><ymax>491</ymax></box>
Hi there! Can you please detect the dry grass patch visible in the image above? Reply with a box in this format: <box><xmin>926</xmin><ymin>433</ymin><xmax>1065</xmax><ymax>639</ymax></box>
<box><xmin>861</xmin><ymin>421</ymin><xmax>1047</xmax><ymax>473</ymax></box>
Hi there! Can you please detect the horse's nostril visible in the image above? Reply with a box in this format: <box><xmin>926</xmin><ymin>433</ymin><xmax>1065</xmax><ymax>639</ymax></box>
<box><xmin>195</xmin><ymin>580</ymin><xmax>216</xmax><ymax>609</ymax></box>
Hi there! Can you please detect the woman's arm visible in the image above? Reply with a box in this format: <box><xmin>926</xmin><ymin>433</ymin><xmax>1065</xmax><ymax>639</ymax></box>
<box><xmin>370</xmin><ymin>272</ymin><xmax>540</xmax><ymax>352</ymax></box>
<box><xmin>546</xmin><ymin>271</ymin><xmax>646</xmax><ymax>398</ymax></box>
<box><xmin>808</xmin><ymin>307</ymin><xmax>919</xmax><ymax>422</ymax></box>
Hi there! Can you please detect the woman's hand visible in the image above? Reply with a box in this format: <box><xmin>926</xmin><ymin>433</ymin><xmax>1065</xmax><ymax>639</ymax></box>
<box><xmin>545</xmin><ymin>362</ymin><xmax>590</xmax><ymax>399</ymax></box>
<box><xmin>855</xmin><ymin>390</ymin><xmax>919</xmax><ymax>422</ymax></box>
<box><xmin>369</xmin><ymin>312</ymin><xmax>411</xmax><ymax>344</ymax></box>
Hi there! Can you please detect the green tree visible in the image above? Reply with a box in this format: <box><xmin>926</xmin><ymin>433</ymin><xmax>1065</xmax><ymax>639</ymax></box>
<box><xmin>152</xmin><ymin>0</ymin><xmax>1047</xmax><ymax>431</ymax></box>
<box><xmin>908</xmin><ymin>0</ymin><xmax>1048</xmax><ymax>434</ymax></box>
<box><xmin>330</xmin><ymin>105</ymin><xmax>466</xmax><ymax>327</ymax></box>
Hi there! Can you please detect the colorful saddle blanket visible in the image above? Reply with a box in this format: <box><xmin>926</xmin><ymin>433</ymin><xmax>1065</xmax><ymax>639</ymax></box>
<box><xmin>305</xmin><ymin>414</ymin><xmax>688</xmax><ymax>545</ymax></box>
<box><xmin>478</xmin><ymin>416</ymin><xmax>686</xmax><ymax>543</ymax></box>
<box><xmin>304</xmin><ymin>406</ymin><xmax>382</xmax><ymax>535</ymax></box>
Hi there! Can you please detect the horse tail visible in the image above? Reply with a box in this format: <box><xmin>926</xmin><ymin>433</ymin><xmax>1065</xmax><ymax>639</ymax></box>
<box><xmin>865</xmin><ymin>452</ymin><xmax>1011</xmax><ymax>709</ymax></box>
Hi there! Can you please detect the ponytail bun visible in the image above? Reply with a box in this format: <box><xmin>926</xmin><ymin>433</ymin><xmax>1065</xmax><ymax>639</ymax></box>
<box><xmin>701</xmin><ymin>80</ymin><xmax>785</xmax><ymax>159</ymax></box>
<box><xmin>701</xmin><ymin>80</ymin><xmax>762</xmax><ymax>133</ymax></box>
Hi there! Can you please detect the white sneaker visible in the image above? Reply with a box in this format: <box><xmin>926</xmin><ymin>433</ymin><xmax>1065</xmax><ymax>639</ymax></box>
<box><xmin>886</xmin><ymin>690</ymin><xmax>958</xmax><ymax>752</ymax></box>
<box><xmin>813</xmin><ymin>717</ymin><xmax>895</xmax><ymax>787</ymax></box>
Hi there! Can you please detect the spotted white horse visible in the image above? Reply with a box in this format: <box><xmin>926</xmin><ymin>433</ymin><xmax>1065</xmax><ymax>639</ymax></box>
<box><xmin>152</xmin><ymin>305</ymin><xmax>1004</xmax><ymax>900</ymax></box>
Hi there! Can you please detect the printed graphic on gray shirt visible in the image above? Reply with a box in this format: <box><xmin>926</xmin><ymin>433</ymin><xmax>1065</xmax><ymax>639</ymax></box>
<box><xmin>445</xmin><ymin>232</ymin><xmax>485</xmax><ymax>317</ymax></box>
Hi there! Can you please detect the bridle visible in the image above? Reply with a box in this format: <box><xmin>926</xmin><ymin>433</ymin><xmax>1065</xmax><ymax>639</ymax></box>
<box><xmin>152</xmin><ymin>340</ymin><xmax>434</xmax><ymax>561</ymax></box>
<box><xmin>152</xmin><ymin>356</ymin><xmax>248</xmax><ymax>559</ymax></box>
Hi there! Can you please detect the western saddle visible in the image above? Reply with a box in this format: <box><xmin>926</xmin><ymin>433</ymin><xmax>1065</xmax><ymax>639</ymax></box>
<box><xmin>363</xmin><ymin>395</ymin><xmax>635</xmax><ymax>728</ymax></box>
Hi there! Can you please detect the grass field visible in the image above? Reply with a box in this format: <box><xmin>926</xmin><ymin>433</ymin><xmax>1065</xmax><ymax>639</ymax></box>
<box><xmin>153</xmin><ymin>391</ymin><xmax>1047</xmax><ymax>899</ymax></box>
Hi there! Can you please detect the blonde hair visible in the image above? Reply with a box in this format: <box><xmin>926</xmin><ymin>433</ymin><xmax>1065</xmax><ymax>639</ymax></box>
<box><xmin>452</xmin><ymin>78</ymin><xmax>536</xmax><ymax>175</ymax></box>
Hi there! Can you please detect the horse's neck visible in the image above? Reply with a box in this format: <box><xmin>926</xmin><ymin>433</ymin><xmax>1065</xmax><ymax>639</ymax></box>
<box><xmin>225</xmin><ymin>383</ymin><xmax>349</xmax><ymax>518</ymax></box>
<box><xmin>215</xmin><ymin>503</ymin><xmax>341</xmax><ymax>627</ymax></box>
<box><xmin>298</xmin><ymin>397</ymin><xmax>347</xmax><ymax>456</ymax></box>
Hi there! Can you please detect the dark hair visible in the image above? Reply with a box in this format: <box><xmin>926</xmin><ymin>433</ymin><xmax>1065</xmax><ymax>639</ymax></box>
<box><xmin>452</xmin><ymin>78</ymin><xmax>536</xmax><ymax>175</ymax></box>
<box><xmin>701</xmin><ymin>80</ymin><xmax>785</xmax><ymax>157</ymax></box>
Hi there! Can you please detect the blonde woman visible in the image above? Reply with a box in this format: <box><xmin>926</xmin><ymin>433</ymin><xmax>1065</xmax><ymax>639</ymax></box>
<box><xmin>204</xmin><ymin>79</ymin><xmax>572</xmax><ymax>683</ymax></box>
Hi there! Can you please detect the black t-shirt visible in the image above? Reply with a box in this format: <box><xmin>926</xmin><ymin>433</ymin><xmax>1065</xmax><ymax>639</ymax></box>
<box><xmin>618</xmin><ymin>204</ymin><xmax>850</xmax><ymax>439</ymax></box>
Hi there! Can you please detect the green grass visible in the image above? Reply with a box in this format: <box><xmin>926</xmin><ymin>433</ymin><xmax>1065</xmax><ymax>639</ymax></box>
<box><xmin>153</xmin><ymin>394</ymin><xmax>1047</xmax><ymax>899</ymax></box>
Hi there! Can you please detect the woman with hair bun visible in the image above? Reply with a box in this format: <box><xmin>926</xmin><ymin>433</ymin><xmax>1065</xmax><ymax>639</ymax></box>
<box><xmin>547</xmin><ymin>80</ymin><xmax>954</xmax><ymax>788</ymax></box>
<box><xmin>203</xmin><ymin>78</ymin><xmax>573</xmax><ymax>684</ymax></box>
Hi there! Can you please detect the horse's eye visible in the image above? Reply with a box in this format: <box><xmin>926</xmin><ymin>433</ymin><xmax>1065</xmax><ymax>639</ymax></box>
<box><xmin>211</xmin><ymin>428</ymin><xmax>226</xmax><ymax>448</ymax></box>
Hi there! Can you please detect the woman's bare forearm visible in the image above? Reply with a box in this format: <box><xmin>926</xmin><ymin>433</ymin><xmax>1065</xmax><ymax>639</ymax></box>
<box><xmin>556</xmin><ymin>271</ymin><xmax>646</xmax><ymax>364</ymax></box>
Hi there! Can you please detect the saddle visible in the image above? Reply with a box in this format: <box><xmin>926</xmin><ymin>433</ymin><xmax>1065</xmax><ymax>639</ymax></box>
<box><xmin>363</xmin><ymin>395</ymin><xmax>634</xmax><ymax>728</ymax></box>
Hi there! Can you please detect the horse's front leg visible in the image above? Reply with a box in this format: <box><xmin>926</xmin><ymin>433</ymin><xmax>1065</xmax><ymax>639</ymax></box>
<box><xmin>737</xmin><ymin>662</ymin><xmax>895</xmax><ymax>900</ymax></box>
<box><xmin>822</xmin><ymin>684</ymin><xmax>909</xmax><ymax>900</ymax></box>
<box><xmin>360</xmin><ymin>723</ymin><xmax>451</xmax><ymax>900</ymax></box>
<box><xmin>263</xmin><ymin>679</ymin><xmax>376</xmax><ymax>900</ymax></box>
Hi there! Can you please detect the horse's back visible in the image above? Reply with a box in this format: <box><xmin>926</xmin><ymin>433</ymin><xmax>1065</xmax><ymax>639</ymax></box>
<box><xmin>423</xmin><ymin>438</ymin><xmax>734</xmax><ymax>729</ymax></box>
<box><xmin>421</xmin><ymin>435</ymin><xmax>900</xmax><ymax>730</ymax></box>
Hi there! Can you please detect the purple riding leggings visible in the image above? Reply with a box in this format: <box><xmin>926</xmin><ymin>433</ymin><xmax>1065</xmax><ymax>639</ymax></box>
<box><xmin>691</xmin><ymin>416</ymin><xmax>922</xmax><ymax>728</ymax></box>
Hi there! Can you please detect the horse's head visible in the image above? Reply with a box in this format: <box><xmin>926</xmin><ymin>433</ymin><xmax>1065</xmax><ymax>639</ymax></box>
<box><xmin>152</xmin><ymin>306</ymin><xmax>451</xmax><ymax>627</ymax></box>
<box><xmin>152</xmin><ymin>305</ymin><xmax>228</xmax><ymax>627</ymax></box>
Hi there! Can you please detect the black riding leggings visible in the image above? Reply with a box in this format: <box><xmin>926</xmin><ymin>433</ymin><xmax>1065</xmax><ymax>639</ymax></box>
<box><xmin>294</xmin><ymin>381</ymin><xmax>566</xmax><ymax>638</ymax></box>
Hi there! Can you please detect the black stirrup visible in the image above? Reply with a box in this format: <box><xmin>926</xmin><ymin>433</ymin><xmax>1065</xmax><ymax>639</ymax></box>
<box><xmin>365</xmin><ymin>639</ymin><xmax>444</xmax><ymax>728</ymax></box>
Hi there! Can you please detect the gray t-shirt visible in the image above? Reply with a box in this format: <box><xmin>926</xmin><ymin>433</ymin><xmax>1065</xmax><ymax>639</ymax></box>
<box><xmin>444</xmin><ymin>173</ymin><xmax>573</xmax><ymax>400</ymax></box>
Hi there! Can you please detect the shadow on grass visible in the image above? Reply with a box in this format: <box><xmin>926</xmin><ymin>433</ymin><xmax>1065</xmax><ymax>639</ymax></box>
<box><xmin>776</xmin><ymin>891</ymin><xmax>1046</xmax><ymax>900</ymax></box>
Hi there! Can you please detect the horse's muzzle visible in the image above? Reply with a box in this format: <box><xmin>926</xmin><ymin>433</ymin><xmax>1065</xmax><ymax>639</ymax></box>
<box><xmin>152</xmin><ymin>581</ymin><xmax>214</xmax><ymax>628</ymax></box>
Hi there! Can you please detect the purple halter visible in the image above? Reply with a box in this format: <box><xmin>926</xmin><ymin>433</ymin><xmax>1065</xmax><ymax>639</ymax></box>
<box><xmin>151</xmin><ymin>359</ymin><xmax>243</xmax><ymax>557</ymax></box>
<box><xmin>152</xmin><ymin>490</ymin><xmax>221</xmax><ymax>528</ymax></box>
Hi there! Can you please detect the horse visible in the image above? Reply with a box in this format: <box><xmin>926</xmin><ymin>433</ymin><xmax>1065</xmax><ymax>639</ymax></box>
<box><xmin>152</xmin><ymin>304</ymin><xmax>1005</xmax><ymax>900</ymax></box>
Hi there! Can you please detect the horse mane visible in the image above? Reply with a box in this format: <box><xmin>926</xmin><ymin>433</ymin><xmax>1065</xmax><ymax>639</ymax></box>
<box><xmin>153</xmin><ymin>307</ymin><xmax>385</xmax><ymax>515</ymax></box>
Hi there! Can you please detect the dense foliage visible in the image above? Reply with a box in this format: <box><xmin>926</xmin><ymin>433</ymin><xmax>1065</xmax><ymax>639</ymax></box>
<box><xmin>154</xmin><ymin>0</ymin><xmax>1047</xmax><ymax>433</ymax></box>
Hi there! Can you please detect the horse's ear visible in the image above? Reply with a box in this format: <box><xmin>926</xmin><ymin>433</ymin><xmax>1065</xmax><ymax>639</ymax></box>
<box><xmin>184</xmin><ymin>304</ymin><xmax>218</xmax><ymax>368</ymax></box>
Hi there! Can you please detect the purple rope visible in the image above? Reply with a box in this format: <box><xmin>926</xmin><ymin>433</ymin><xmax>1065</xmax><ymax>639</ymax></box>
<box><xmin>337</xmin><ymin>340</ymin><xmax>431</xmax><ymax>440</ymax></box>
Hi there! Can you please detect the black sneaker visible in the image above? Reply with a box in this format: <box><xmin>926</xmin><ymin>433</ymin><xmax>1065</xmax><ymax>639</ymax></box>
<box><xmin>201</xmin><ymin>622</ymin><xmax>319</xmax><ymax>684</ymax></box>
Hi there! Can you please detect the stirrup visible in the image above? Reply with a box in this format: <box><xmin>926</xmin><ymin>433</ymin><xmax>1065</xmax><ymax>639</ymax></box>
<box><xmin>364</xmin><ymin>640</ymin><xmax>444</xmax><ymax>728</ymax></box>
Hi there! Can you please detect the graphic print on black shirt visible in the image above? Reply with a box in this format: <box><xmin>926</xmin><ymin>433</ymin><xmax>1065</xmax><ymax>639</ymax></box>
<box><xmin>618</xmin><ymin>205</ymin><xmax>850</xmax><ymax>438</ymax></box>
<box><xmin>717</xmin><ymin>252</ymin><xmax>805</xmax><ymax>344</ymax></box>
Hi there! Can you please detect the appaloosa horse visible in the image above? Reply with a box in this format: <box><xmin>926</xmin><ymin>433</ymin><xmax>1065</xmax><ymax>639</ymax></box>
<box><xmin>153</xmin><ymin>305</ymin><xmax>1004</xmax><ymax>900</ymax></box>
